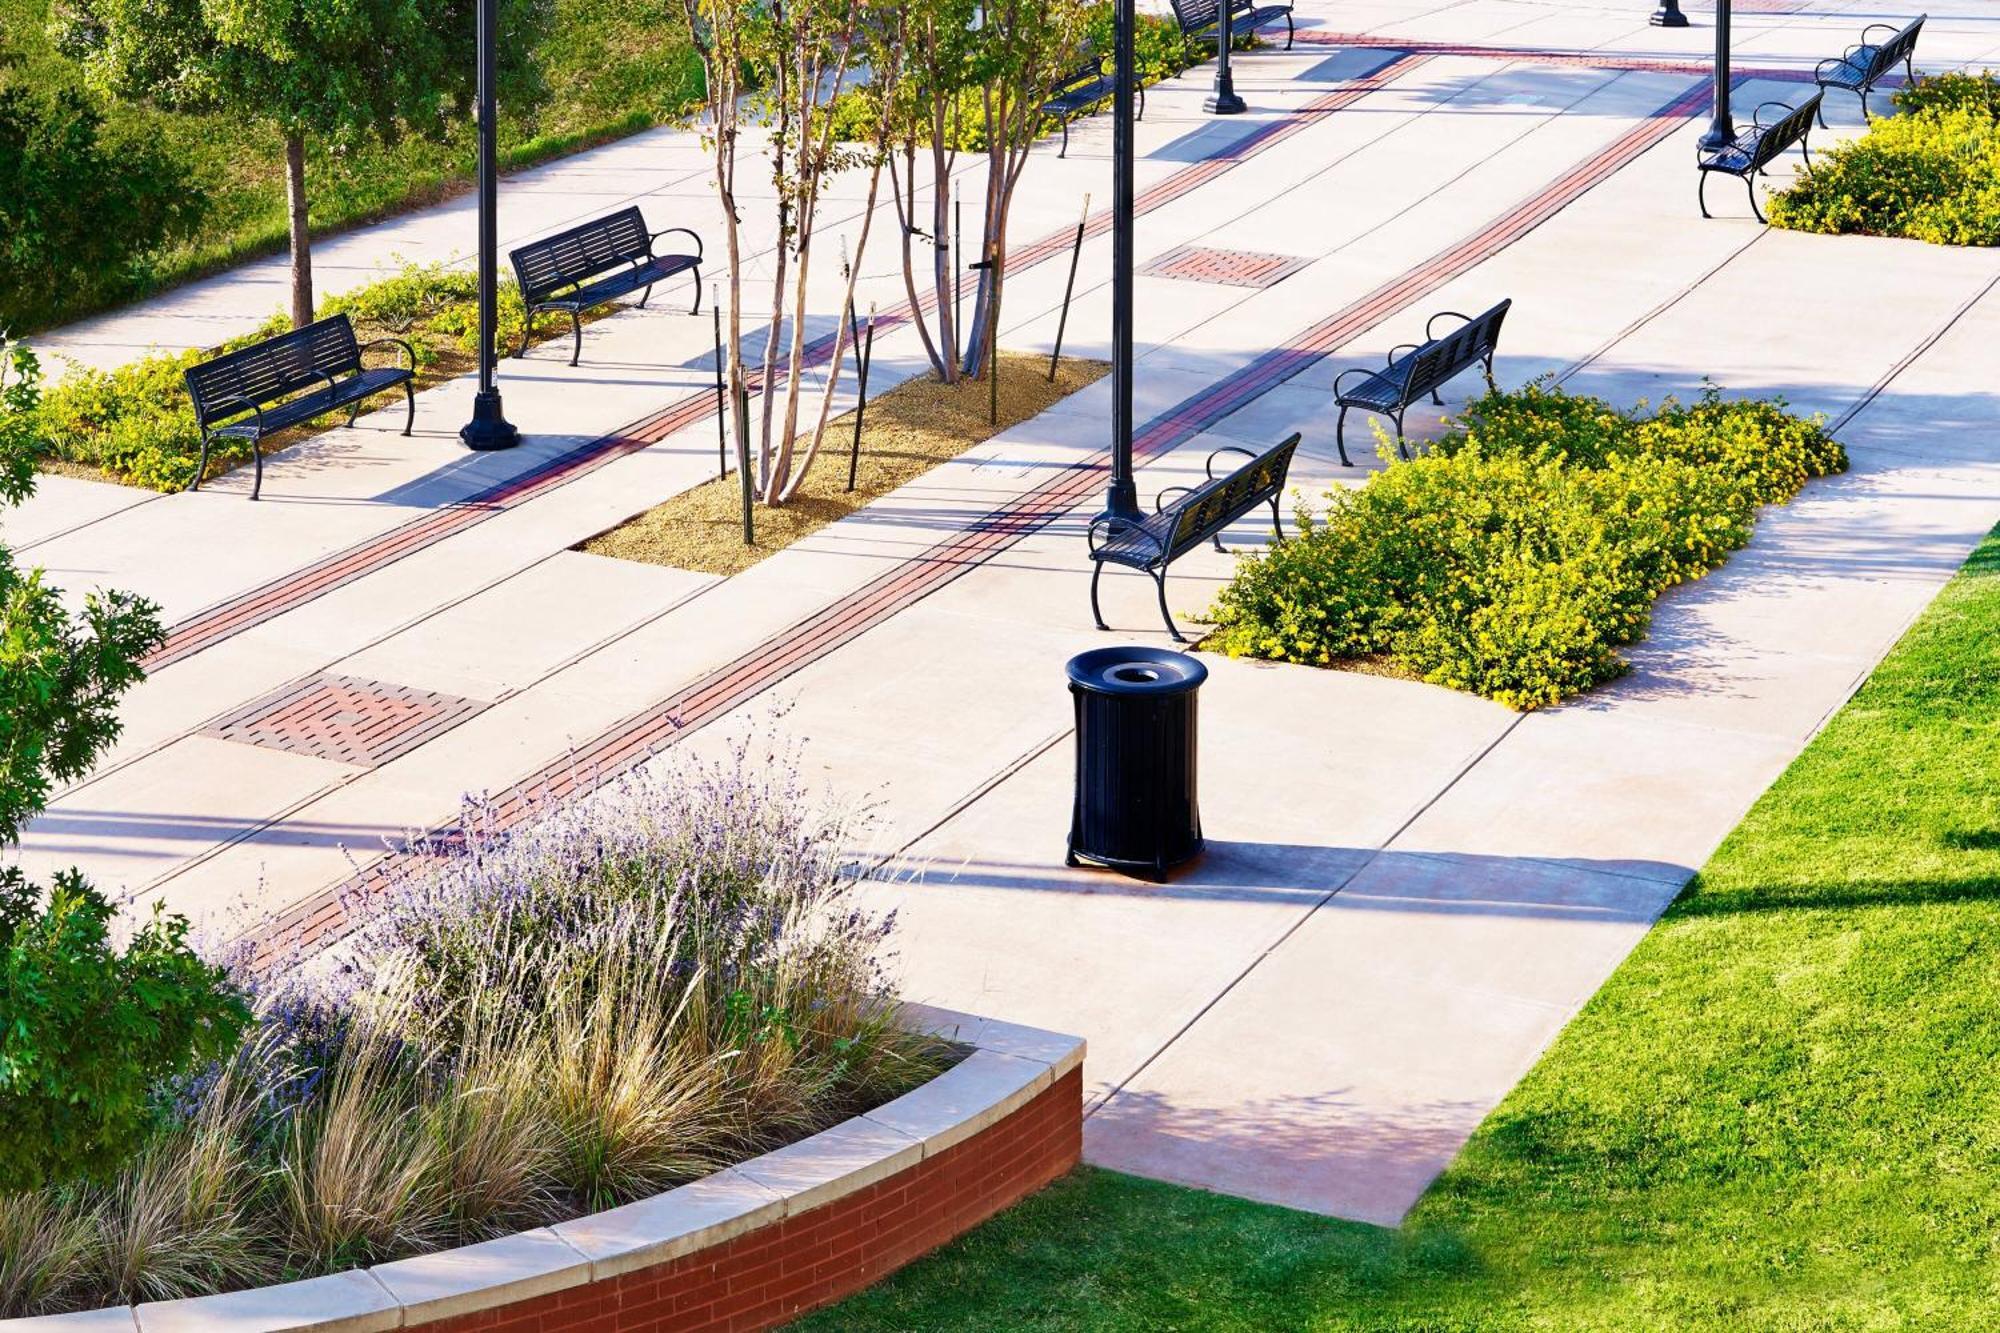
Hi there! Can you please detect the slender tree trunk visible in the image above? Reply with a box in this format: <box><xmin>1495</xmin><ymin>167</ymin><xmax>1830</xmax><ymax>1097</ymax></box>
<box><xmin>284</xmin><ymin>133</ymin><xmax>313</xmax><ymax>329</ymax></box>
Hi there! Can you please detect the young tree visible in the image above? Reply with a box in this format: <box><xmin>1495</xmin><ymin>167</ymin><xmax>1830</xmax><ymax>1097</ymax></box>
<box><xmin>887</xmin><ymin>0</ymin><xmax>1083</xmax><ymax>384</ymax></box>
<box><xmin>0</xmin><ymin>340</ymin><xmax>164</xmax><ymax>843</ymax></box>
<box><xmin>682</xmin><ymin>0</ymin><xmax>901</xmax><ymax>506</ymax></box>
<box><xmin>57</xmin><ymin>0</ymin><xmax>553</xmax><ymax>328</ymax></box>
<box><xmin>0</xmin><ymin>341</ymin><xmax>247</xmax><ymax>1193</ymax></box>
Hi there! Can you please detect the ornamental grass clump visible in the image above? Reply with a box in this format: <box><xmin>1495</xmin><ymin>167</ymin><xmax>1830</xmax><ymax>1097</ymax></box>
<box><xmin>1768</xmin><ymin>72</ymin><xmax>2000</xmax><ymax>246</ymax></box>
<box><xmin>1206</xmin><ymin>382</ymin><xmax>1844</xmax><ymax>710</ymax></box>
<box><xmin>0</xmin><ymin>741</ymin><xmax>953</xmax><ymax>1318</ymax></box>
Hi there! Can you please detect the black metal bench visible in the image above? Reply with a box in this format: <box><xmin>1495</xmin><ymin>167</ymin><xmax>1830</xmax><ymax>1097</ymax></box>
<box><xmin>1697</xmin><ymin>93</ymin><xmax>1821</xmax><ymax>223</ymax></box>
<box><xmin>1168</xmin><ymin>0</ymin><xmax>1295</xmax><ymax>51</ymax></box>
<box><xmin>1816</xmin><ymin>15</ymin><xmax>1924</xmax><ymax>124</ymax></box>
<box><xmin>183</xmin><ymin>313</ymin><xmax>415</xmax><ymax>501</ymax></box>
<box><xmin>508</xmin><ymin>206</ymin><xmax>702</xmax><ymax>366</ymax></box>
<box><xmin>1042</xmin><ymin>41</ymin><xmax>1145</xmax><ymax>158</ymax></box>
<box><xmin>1332</xmin><ymin>299</ymin><xmax>1509</xmax><ymax>466</ymax></box>
<box><xmin>1088</xmin><ymin>433</ymin><xmax>1300</xmax><ymax>642</ymax></box>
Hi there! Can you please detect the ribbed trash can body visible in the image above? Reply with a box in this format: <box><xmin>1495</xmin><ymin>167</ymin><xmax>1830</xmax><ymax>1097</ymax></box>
<box><xmin>1066</xmin><ymin>646</ymin><xmax>1206</xmax><ymax>881</ymax></box>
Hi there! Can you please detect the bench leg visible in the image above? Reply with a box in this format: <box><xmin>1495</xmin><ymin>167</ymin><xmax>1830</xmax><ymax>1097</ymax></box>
<box><xmin>1430</xmin><ymin>387</ymin><xmax>1443</xmax><ymax>407</ymax></box>
<box><xmin>249</xmin><ymin>438</ymin><xmax>264</xmax><ymax>502</ymax></box>
<box><xmin>1746</xmin><ymin>173</ymin><xmax>1767</xmax><ymax>225</ymax></box>
<box><xmin>1814</xmin><ymin>92</ymin><xmax>1829</xmax><ymax>130</ymax></box>
<box><xmin>639</xmin><ymin>283</ymin><xmax>654</xmax><ymax>310</ymax></box>
<box><xmin>1394</xmin><ymin>412</ymin><xmax>1410</xmax><ymax>461</ymax></box>
<box><xmin>402</xmin><ymin>382</ymin><xmax>416</xmax><ymax>437</ymax></box>
<box><xmin>1284</xmin><ymin>11</ymin><xmax>1294</xmax><ymax>49</ymax></box>
<box><xmin>1859</xmin><ymin>88</ymin><xmax>1871</xmax><ymax>121</ymax></box>
<box><xmin>1483</xmin><ymin>353</ymin><xmax>1498</xmax><ymax>394</ymax></box>
<box><xmin>688</xmin><ymin>269</ymin><xmax>702</xmax><ymax>315</ymax></box>
<box><xmin>1335</xmin><ymin>406</ymin><xmax>1353</xmax><ymax>467</ymax></box>
<box><xmin>1154</xmin><ymin>570</ymin><xmax>1188</xmax><ymax>644</ymax></box>
<box><xmin>1698</xmin><ymin>169</ymin><xmax>1713</xmax><ymax>220</ymax></box>
<box><xmin>569</xmin><ymin>311</ymin><xmax>583</xmax><ymax>367</ymax></box>
<box><xmin>1089</xmin><ymin>562</ymin><xmax>1110</xmax><ymax>631</ymax></box>
<box><xmin>1138</xmin><ymin>84</ymin><xmax>1146</xmax><ymax>121</ymax></box>
<box><xmin>347</xmin><ymin>401</ymin><xmax>363</xmax><ymax>428</ymax></box>
<box><xmin>1268</xmin><ymin>495</ymin><xmax>1285</xmax><ymax>542</ymax></box>
<box><xmin>516</xmin><ymin>309</ymin><xmax>535</xmax><ymax>358</ymax></box>
<box><xmin>186</xmin><ymin>430</ymin><xmax>213</xmax><ymax>494</ymax></box>
<box><xmin>1059</xmin><ymin>119</ymin><xmax>1070</xmax><ymax>159</ymax></box>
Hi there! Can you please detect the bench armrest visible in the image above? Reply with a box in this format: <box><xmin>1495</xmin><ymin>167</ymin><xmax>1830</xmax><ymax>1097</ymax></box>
<box><xmin>1424</xmin><ymin>310</ymin><xmax>1472</xmax><ymax>341</ymax></box>
<box><xmin>1815</xmin><ymin>54</ymin><xmax>1853</xmax><ymax>79</ymax></box>
<box><xmin>1752</xmin><ymin>100</ymin><xmax>1795</xmax><ymax>129</ymax></box>
<box><xmin>649</xmin><ymin>227</ymin><xmax>704</xmax><ymax>260</ymax></box>
<box><xmin>1155</xmin><ymin>484</ymin><xmax>1198</xmax><ymax>515</ymax></box>
<box><xmin>1332</xmin><ymin>366</ymin><xmax>1376</xmax><ymax>399</ymax></box>
<box><xmin>1088</xmin><ymin>513</ymin><xmax>1164</xmax><ymax>559</ymax></box>
<box><xmin>1205</xmin><ymin>444</ymin><xmax>1258</xmax><ymax>480</ymax></box>
<box><xmin>1386</xmin><ymin>342</ymin><xmax>1421</xmax><ymax>367</ymax></box>
<box><xmin>1859</xmin><ymin>22</ymin><xmax>1901</xmax><ymax>45</ymax></box>
<box><xmin>359</xmin><ymin>337</ymin><xmax>417</xmax><ymax>372</ymax></box>
<box><xmin>198</xmin><ymin>393</ymin><xmax>270</xmax><ymax>433</ymax></box>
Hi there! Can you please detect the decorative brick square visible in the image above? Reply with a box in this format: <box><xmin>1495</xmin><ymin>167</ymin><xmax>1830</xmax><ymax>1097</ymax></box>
<box><xmin>1141</xmin><ymin>245</ymin><xmax>1310</xmax><ymax>289</ymax></box>
<box><xmin>203</xmin><ymin>674</ymin><xmax>488</xmax><ymax>769</ymax></box>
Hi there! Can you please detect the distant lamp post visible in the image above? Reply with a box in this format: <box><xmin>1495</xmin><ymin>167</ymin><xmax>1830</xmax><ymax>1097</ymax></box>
<box><xmin>459</xmin><ymin>0</ymin><xmax>519</xmax><ymax>451</ymax></box>
<box><xmin>1650</xmin><ymin>0</ymin><xmax>1689</xmax><ymax>28</ymax></box>
<box><xmin>1699</xmin><ymin>0</ymin><xmax>1737</xmax><ymax>151</ymax></box>
<box><xmin>1205</xmin><ymin>2</ymin><xmax>1247</xmax><ymax>115</ymax></box>
<box><xmin>1098</xmin><ymin>0</ymin><xmax>1140</xmax><ymax>524</ymax></box>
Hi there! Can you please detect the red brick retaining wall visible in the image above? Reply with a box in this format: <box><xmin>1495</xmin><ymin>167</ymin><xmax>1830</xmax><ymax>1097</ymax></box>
<box><xmin>408</xmin><ymin>1064</ymin><xmax>1082</xmax><ymax>1333</ymax></box>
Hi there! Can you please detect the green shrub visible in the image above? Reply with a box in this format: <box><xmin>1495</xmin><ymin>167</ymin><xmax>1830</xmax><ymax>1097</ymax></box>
<box><xmin>1207</xmin><ymin>383</ymin><xmax>1844</xmax><ymax>709</ymax></box>
<box><xmin>0</xmin><ymin>85</ymin><xmax>204</xmax><ymax>328</ymax></box>
<box><xmin>1769</xmin><ymin>73</ymin><xmax>2000</xmax><ymax>246</ymax></box>
<box><xmin>0</xmin><ymin>869</ymin><xmax>251</xmax><ymax>1192</ymax></box>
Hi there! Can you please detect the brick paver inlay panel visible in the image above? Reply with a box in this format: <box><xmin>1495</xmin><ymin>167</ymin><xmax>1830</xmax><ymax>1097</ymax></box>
<box><xmin>204</xmin><ymin>674</ymin><xmax>489</xmax><ymax>769</ymax></box>
<box><xmin>1142</xmin><ymin>245</ymin><xmax>1311</xmax><ymax>289</ymax></box>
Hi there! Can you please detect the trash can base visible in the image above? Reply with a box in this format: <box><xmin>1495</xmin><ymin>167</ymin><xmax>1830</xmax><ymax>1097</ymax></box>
<box><xmin>1065</xmin><ymin>836</ymin><xmax>1203</xmax><ymax>884</ymax></box>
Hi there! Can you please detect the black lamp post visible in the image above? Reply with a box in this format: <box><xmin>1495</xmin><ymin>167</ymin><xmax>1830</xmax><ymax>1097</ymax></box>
<box><xmin>1699</xmin><ymin>0</ymin><xmax>1736</xmax><ymax>151</ymax></box>
<box><xmin>459</xmin><ymin>0</ymin><xmax>519</xmax><ymax>451</ymax></box>
<box><xmin>1098</xmin><ymin>0</ymin><xmax>1140</xmax><ymax>523</ymax></box>
<box><xmin>1205</xmin><ymin>2</ymin><xmax>1247</xmax><ymax>115</ymax></box>
<box><xmin>1650</xmin><ymin>0</ymin><xmax>1689</xmax><ymax>28</ymax></box>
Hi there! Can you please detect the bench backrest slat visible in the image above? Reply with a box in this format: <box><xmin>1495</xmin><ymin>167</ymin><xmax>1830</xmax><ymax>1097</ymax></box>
<box><xmin>1750</xmin><ymin>96</ymin><xmax>1819</xmax><ymax>171</ymax></box>
<box><xmin>1168</xmin><ymin>0</ymin><xmax>1223</xmax><ymax>33</ymax></box>
<box><xmin>511</xmin><ymin>206</ymin><xmax>652</xmax><ymax>304</ymax></box>
<box><xmin>1406</xmin><ymin>299</ymin><xmax>1509</xmax><ymax>403</ymax></box>
<box><xmin>1870</xmin><ymin>16</ymin><xmax>1924</xmax><ymax>78</ymax></box>
<box><xmin>1053</xmin><ymin>44</ymin><xmax>1108</xmax><ymax>95</ymax></box>
<box><xmin>185</xmin><ymin>315</ymin><xmax>363</xmax><ymax>426</ymax></box>
<box><xmin>1164</xmin><ymin>433</ymin><xmax>1300</xmax><ymax>560</ymax></box>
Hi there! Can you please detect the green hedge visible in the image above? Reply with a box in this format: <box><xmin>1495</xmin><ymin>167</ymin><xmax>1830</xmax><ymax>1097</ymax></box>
<box><xmin>30</xmin><ymin>264</ymin><xmax>529</xmax><ymax>491</ymax></box>
<box><xmin>1206</xmin><ymin>383</ymin><xmax>1845</xmax><ymax>710</ymax></box>
<box><xmin>1769</xmin><ymin>72</ymin><xmax>2000</xmax><ymax>246</ymax></box>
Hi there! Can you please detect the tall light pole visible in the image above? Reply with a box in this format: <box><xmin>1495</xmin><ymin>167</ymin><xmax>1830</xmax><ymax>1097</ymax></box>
<box><xmin>1205</xmin><ymin>3</ymin><xmax>1246</xmax><ymax>115</ymax></box>
<box><xmin>1699</xmin><ymin>0</ymin><xmax>1736</xmax><ymax>151</ymax></box>
<box><xmin>1650</xmin><ymin>0</ymin><xmax>1689</xmax><ymax>28</ymax></box>
<box><xmin>460</xmin><ymin>0</ymin><xmax>520</xmax><ymax>451</ymax></box>
<box><xmin>1098</xmin><ymin>0</ymin><xmax>1140</xmax><ymax>524</ymax></box>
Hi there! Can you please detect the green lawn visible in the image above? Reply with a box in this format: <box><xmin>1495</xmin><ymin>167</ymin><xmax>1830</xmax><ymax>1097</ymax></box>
<box><xmin>805</xmin><ymin>530</ymin><xmax>2000</xmax><ymax>1331</ymax></box>
<box><xmin>0</xmin><ymin>0</ymin><xmax>698</xmax><ymax>331</ymax></box>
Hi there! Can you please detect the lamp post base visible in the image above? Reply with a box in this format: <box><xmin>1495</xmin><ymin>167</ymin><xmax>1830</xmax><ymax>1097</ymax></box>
<box><xmin>459</xmin><ymin>389</ymin><xmax>520</xmax><ymax>451</ymax></box>
<box><xmin>1649</xmin><ymin>10</ymin><xmax>1689</xmax><ymax>27</ymax></box>
<box><xmin>1698</xmin><ymin>118</ymin><xmax>1738</xmax><ymax>152</ymax></box>
<box><xmin>1204</xmin><ymin>85</ymin><xmax>1247</xmax><ymax>114</ymax></box>
<box><xmin>1096</xmin><ymin>476</ymin><xmax>1141</xmax><ymax>527</ymax></box>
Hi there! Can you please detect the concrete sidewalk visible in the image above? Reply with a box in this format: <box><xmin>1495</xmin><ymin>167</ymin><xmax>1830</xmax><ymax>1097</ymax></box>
<box><xmin>10</xmin><ymin>0</ymin><xmax>2000</xmax><ymax>1227</ymax></box>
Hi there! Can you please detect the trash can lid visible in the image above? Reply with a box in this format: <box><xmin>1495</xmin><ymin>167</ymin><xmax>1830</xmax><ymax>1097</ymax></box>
<box><xmin>1066</xmin><ymin>645</ymin><xmax>1208</xmax><ymax>695</ymax></box>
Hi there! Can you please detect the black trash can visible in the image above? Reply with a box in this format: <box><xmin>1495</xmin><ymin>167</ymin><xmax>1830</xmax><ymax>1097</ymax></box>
<box><xmin>1066</xmin><ymin>646</ymin><xmax>1206</xmax><ymax>882</ymax></box>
